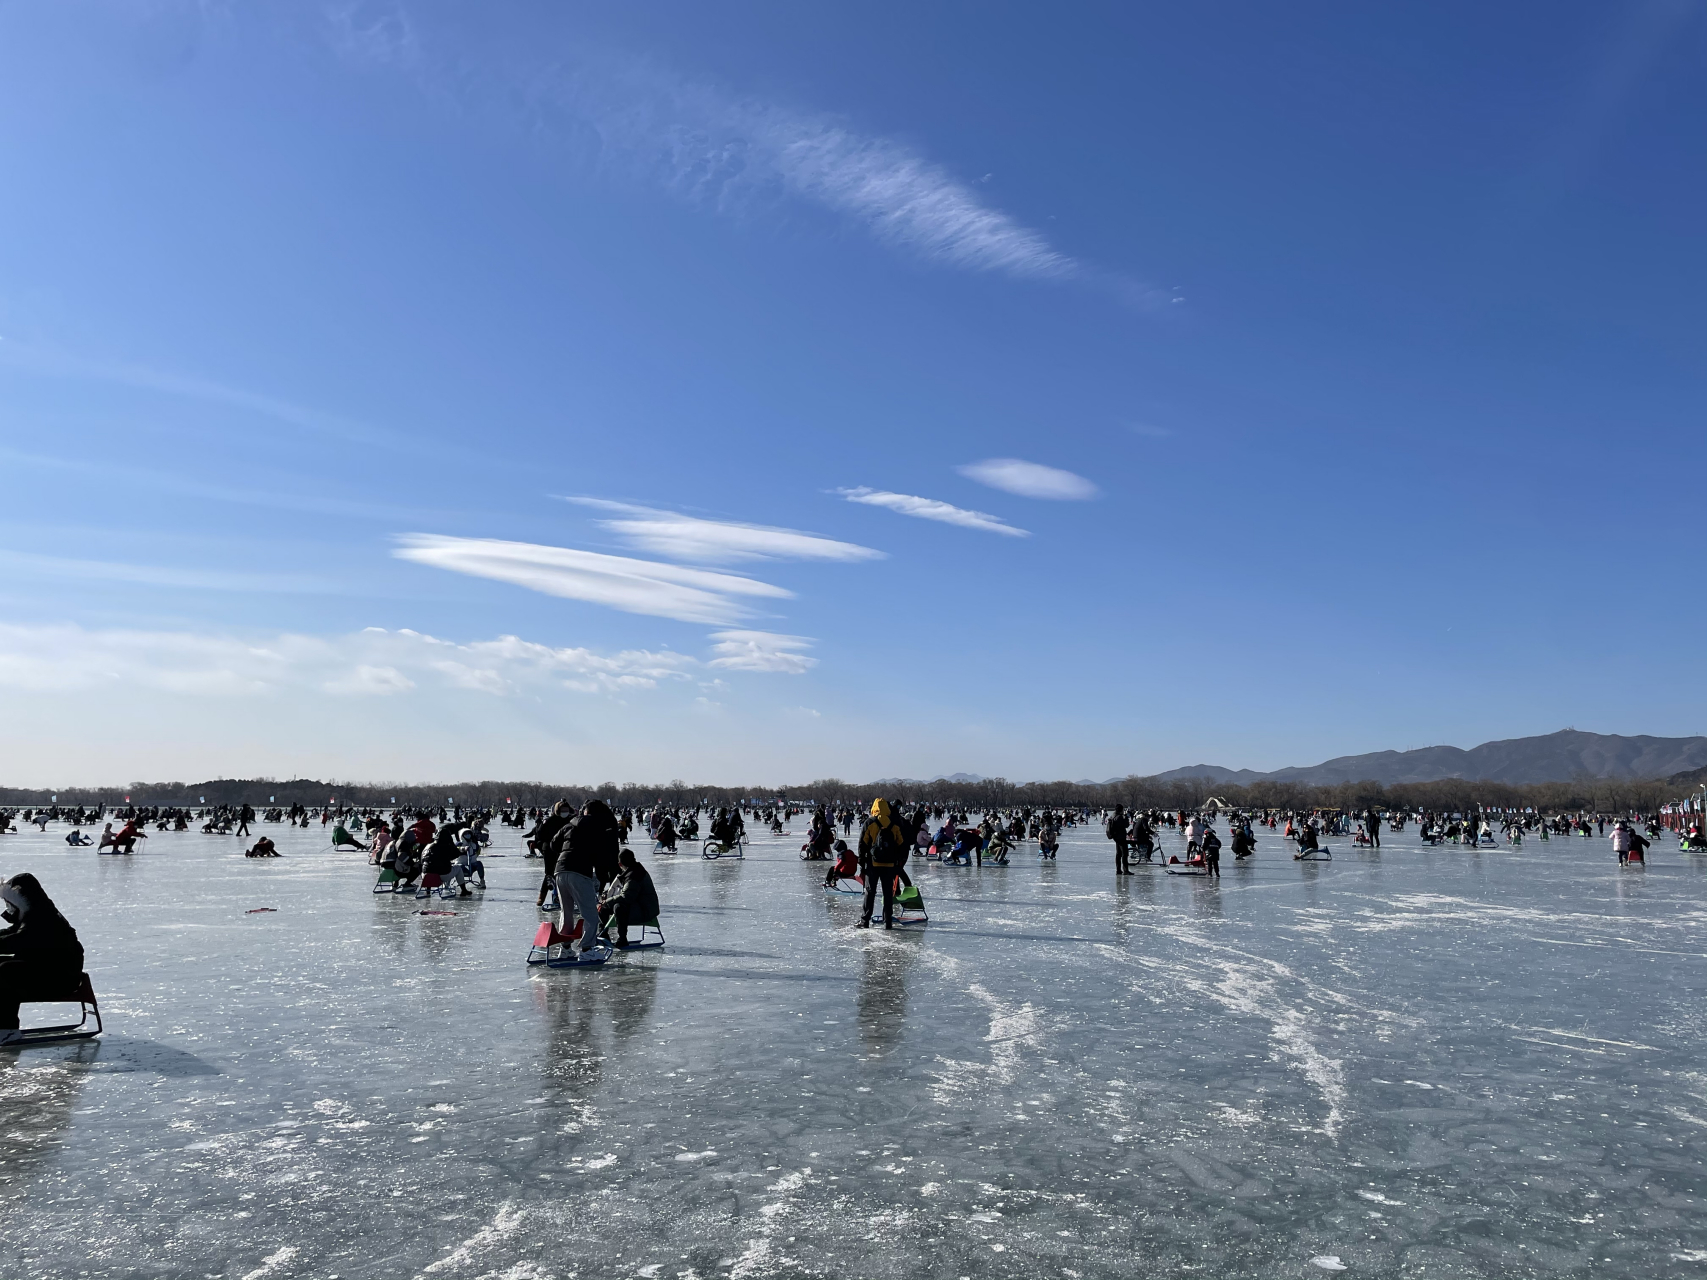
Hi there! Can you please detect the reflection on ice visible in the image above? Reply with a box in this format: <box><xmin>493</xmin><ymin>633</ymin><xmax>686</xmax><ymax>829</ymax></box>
<box><xmin>0</xmin><ymin>819</ymin><xmax>1702</xmax><ymax>1277</ymax></box>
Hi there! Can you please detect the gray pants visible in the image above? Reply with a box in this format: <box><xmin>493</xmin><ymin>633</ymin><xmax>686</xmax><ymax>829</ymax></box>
<box><xmin>555</xmin><ymin>870</ymin><xmax>603</xmax><ymax>951</ymax></box>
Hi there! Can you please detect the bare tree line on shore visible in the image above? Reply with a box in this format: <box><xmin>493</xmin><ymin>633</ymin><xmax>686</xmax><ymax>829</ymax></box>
<box><xmin>2</xmin><ymin>770</ymin><xmax>1700</xmax><ymax>813</ymax></box>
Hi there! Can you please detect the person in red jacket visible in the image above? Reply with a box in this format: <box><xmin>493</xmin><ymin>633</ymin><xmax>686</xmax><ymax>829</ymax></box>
<box><xmin>824</xmin><ymin>840</ymin><xmax>861</xmax><ymax>890</ymax></box>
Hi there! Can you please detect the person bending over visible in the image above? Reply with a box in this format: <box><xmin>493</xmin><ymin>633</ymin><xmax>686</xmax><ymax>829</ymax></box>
<box><xmin>391</xmin><ymin>831</ymin><xmax>424</xmax><ymax>888</ymax></box>
<box><xmin>654</xmin><ymin>813</ymin><xmax>678</xmax><ymax>853</ymax></box>
<box><xmin>244</xmin><ymin>836</ymin><xmax>281</xmax><ymax>858</ymax></box>
<box><xmin>422</xmin><ymin>827</ymin><xmax>460</xmax><ymax>895</ymax></box>
<box><xmin>554</xmin><ymin>800</ymin><xmax>619</xmax><ymax>956</ymax></box>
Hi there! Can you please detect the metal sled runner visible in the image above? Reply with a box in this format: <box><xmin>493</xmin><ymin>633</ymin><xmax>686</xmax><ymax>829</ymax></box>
<box><xmin>12</xmin><ymin>972</ymin><xmax>103</xmax><ymax>1046</ymax></box>
<box><xmin>527</xmin><ymin>921</ymin><xmax>614</xmax><ymax>968</ymax></box>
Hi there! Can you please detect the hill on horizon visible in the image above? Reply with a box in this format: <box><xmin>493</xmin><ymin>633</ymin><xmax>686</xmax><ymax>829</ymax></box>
<box><xmin>1147</xmin><ymin>729</ymin><xmax>1707</xmax><ymax>787</ymax></box>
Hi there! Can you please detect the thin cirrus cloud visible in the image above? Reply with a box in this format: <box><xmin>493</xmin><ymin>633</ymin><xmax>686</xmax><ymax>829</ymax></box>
<box><xmin>0</xmin><ymin>338</ymin><xmax>404</xmax><ymax>451</ymax></box>
<box><xmin>326</xmin><ymin>24</ymin><xmax>1078</xmax><ymax>283</ymax></box>
<box><xmin>0</xmin><ymin>549</ymin><xmax>336</xmax><ymax>595</ymax></box>
<box><xmin>542</xmin><ymin>54</ymin><xmax>1076</xmax><ymax>281</ymax></box>
<box><xmin>560</xmin><ymin>497</ymin><xmax>882</xmax><ymax>564</ymax></box>
<box><xmin>959</xmin><ymin>458</ymin><xmax>1099</xmax><ymax>501</ymax></box>
<box><xmin>707</xmin><ymin>630</ymin><xmax>817</xmax><ymax>675</ymax></box>
<box><xmin>835</xmin><ymin>487</ymin><xmax>1028</xmax><ymax>538</ymax></box>
<box><xmin>0</xmin><ymin>623</ymin><xmax>697</xmax><ymax>697</ymax></box>
<box><xmin>394</xmin><ymin>534</ymin><xmax>790</xmax><ymax>626</ymax></box>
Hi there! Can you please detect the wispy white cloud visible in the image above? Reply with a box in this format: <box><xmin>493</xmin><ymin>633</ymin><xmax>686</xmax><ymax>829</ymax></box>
<box><xmin>835</xmin><ymin>487</ymin><xmax>1028</xmax><ymax>538</ymax></box>
<box><xmin>763</xmin><ymin>115</ymin><xmax>1072</xmax><ymax>279</ymax></box>
<box><xmin>561</xmin><ymin>498</ymin><xmax>882</xmax><ymax>564</ymax></box>
<box><xmin>0</xmin><ymin>339</ymin><xmax>400</xmax><ymax>450</ymax></box>
<box><xmin>323</xmin><ymin>0</ymin><xmax>418</xmax><ymax>66</ymax></box>
<box><xmin>516</xmin><ymin>53</ymin><xmax>1077</xmax><ymax>281</ymax></box>
<box><xmin>0</xmin><ymin>624</ymin><xmax>697</xmax><ymax>697</ymax></box>
<box><xmin>706</xmin><ymin>630</ymin><xmax>817</xmax><ymax>675</ymax></box>
<box><xmin>0</xmin><ymin>549</ymin><xmax>336</xmax><ymax>594</ymax></box>
<box><xmin>959</xmin><ymin>458</ymin><xmax>1098</xmax><ymax>500</ymax></box>
<box><xmin>394</xmin><ymin>534</ymin><xmax>790</xmax><ymax>625</ymax></box>
<box><xmin>324</xmin><ymin>663</ymin><xmax>417</xmax><ymax>696</ymax></box>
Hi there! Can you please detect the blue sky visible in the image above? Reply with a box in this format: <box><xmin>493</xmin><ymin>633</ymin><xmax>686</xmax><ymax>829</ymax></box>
<box><xmin>0</xmin><ymin>2</ymin><xmax>1701</xmax><ymax>787</ymax></box>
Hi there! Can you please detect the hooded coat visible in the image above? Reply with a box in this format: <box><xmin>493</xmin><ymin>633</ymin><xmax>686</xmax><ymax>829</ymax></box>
<box><xmin>859</xmin><ymin>799</ymin><xmax>907</xmax><ymax>870</ymax></box>
<box><xmin>0</xmin><ymin>874</ymin><xmax>83</xmax><ymax>979</ymax></box>
<box><xmin>556</xmin><ymin>800</ymin><xmax>622</xmax><ymax>883</ymax></box>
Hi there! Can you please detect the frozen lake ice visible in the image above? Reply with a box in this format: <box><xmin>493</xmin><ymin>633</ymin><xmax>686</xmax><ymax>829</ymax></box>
<box><xmin>1</xmin><ymin>817</ymin><xmax>1704</xmax><ymax>1278</ymax></box>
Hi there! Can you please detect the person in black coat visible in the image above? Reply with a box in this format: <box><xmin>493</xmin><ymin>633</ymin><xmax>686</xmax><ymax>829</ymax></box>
<box><xmin>0</xmin><ymin>874</ymin><xmax>84</xmax><ymax>1043</ymax></box>
<box><xmin>532</xmin><ymin>800</ymin><xmax>575</xmax><ymax>906</ymax></box>
<box><xmin>422</xmin><ymin>826</ymin><xmax>461</xmax><ymax>893</ymax></box>
<box><xmin>554</xmin><ymin>800</ymin><xmax>620</xmax><ymax>954</ymax></box>
<box><xmin>600</xmin><ymin>850</ymin><xmax>660</xmax><ymax>947</ymax></box>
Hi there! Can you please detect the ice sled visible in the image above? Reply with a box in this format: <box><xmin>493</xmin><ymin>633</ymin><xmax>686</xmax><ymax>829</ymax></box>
<box><xmin>330</xmin><ymin>825</ymin><xmax>364</xmax><ymax>851</ymax></box>
<box><xmin>528</xmin><ymin>919</ymin><xmax>578</xmax><ymax>963</ymax></box>
<box><xmin>528</xmin><ymin>920</ymin><xmax>611</xmax><ymax>967</ymax></box>
<box><xmin>1166</xmin><ymin>857</ymin><xmax>1211</xmax><ymax>876</ymax></box>
<box><xmin>549</xmin><ymin>945</ymin><xmax>611</xmax><ymax>968</ymax></box>
<box><xmin>825</xmin><ymin>874</ymin><xmax>864</xmax><ymax>895</ymax></box>
<box><xmin>373</xmin><ymin>867</ymin><xmax>404</xmax><ymax>894</ymax></box>
<box><xmin>605</xmin><ymin>909</ymin><xmax>665</xmax><ymax>950</ymax></box>
<box><xmin>702</xmin><ymin>838</ymin><xmax>745</xmax><ymax>860</ymax></box>
<box><xmin>10</xmin><ymin>972</ymin><xmax>102</xmax><ymax>1046</ymax></box>
<box><xmin>895</xmin><ymin>885</ymin><xmax>929</xmax><ymax>925</ymax></box>
<box><xmin>1293</xmin><ymin>848</ymin><xmax>1333</xmax><ymax>861</ymax></box>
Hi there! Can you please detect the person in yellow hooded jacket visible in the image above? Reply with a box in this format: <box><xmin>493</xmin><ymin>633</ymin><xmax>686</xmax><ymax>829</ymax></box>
<box><xmin>858</xmin><ymin>798</ymin><xmax>908</xmax><ymax>929</ymax></box>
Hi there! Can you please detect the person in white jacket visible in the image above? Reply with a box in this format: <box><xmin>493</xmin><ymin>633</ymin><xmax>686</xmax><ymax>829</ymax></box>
<box><xmin>1611</xmin><ymin>820</ymin><xmax>1632</xmax><ymax>863</ymax></box>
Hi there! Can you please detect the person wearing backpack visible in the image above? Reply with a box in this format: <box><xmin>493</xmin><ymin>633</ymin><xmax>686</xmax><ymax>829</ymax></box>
<box><xmin>1107</xmin><ymin>805</ymin><xmax>1131</xmax><ymax>875</ymax></box>
<box><xmin>858</xmin><ymin>798</ymin><xmax>907</xmax><ymax>930</ymax></box>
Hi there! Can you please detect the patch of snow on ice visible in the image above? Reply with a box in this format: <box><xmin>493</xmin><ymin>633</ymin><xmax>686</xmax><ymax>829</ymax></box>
<box><xmin>240</xmin><ymin>1246</ymin><xmax>301</xmax><ymax>1280</ymax></box>
<box><xmin>419</xmin><ymin>1201</ymin><xmax>526</xmax><ymax>1276</ymax></box>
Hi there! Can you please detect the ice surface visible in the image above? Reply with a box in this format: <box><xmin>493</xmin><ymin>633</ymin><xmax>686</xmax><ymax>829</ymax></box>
<box><xmin>1</xmin><ymin>819</ymin><xmax>1704</xmax><ymax>1278</ymax></box>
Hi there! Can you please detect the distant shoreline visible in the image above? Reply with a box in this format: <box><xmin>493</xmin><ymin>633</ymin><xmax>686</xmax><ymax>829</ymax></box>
<box><xmin>3</xmin><ymin>771</ymin><xmax>1700</xmax><ymax>812</ymax></box>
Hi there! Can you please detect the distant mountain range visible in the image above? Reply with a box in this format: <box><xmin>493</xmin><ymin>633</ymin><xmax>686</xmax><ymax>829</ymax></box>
<box><xmin>884</xmin><ymin>731</ymin><xmax>1707</xmax><ymax>791</ymax></box>
<box><xmin>1146</xmin><ymin>730</ymin><xmax>1707</xmax><ymax>787</ymax></box>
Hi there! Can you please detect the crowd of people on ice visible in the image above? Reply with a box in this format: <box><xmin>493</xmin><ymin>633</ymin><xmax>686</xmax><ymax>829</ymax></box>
<box><xmin>0</xmin><ymin>792</ymin><xmax>1701</xmax><ymax>1002</ymax></box>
